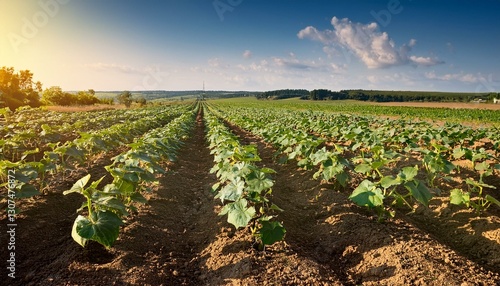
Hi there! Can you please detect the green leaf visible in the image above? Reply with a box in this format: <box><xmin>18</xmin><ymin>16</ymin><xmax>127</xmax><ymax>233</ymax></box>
<box><xmin>475</xmin><ymin>161</ymin><xmax>490</xmax><ymax>171</ymax></box>
<box><xmin>65</xmin><ymin>146</ymin><xmax>85</xmax><ymax>161</ymax></box>
<box><xmin>486</xmin><ymin>195</ymin><xmax>500</xmax><ymax>207</ymax></box>
<box><xmin>220</xmin><ymin>199</ymin><xmax>256</xmax><ymax>229</ymax></box>
<box><xmin>322</xmin><ymin>163</ymin><xmax>344</xmax><ymax>182</ymax></box>
<box><xmin>404</xmin><ymin>180</ymin><xmax>432</xmax><ymax>207</ymax></box>
<box><xmin>76</xmin><ymin>211</ymin><xmax>123</xmax><ymax>248</ymax></box>
<box><xmin>130</xmin><ymin>192</ymin><xmax>148</xmax><ymax>204</ymax></box>
<box><xmin>450</xmin><ymin>189</ymin><xmax>469</xmax><ymax>206</ymax></box>
<box><xmin>355</xmin><ymin>163</ymin><xmax>372</xmax><ymax>174</ymax></box>
<box><xmin>259</xmin><ymin>221</ymin><xmax>286</xmax><ymax>246</ymax></box>
<box><xmin>247</xmin><ymin>170</ymin><xmax>274</xmax><ymax>194</ymax></box>
<box><xmin>16</xmin><ymin>184</ymin><xmax>40</xmax><ymax>198</ymax></box>
<box><xmin>380</xmin><ymin>176</ymin><xmax>400</xmax><ymax>189</ymax></box>
<box><xmin>400</xmin><ymin>166</ymin><xmax>418</xmax><ymax>181</ymax></box>
<box><xmin>336</xmin><ymin>171</ymin><xmax>349</xmax><ymax>187</ymax></box>
<box><xmin>71</xmin><ymin>215</ymin><xmax>89</xmax><ymax>247</ymax></box>
<box><xmin>215</xmin><ymin>178</ymin><xmax>245</xmax><ymax>203</ymax></box>
<box><xmin>270</xmin><ymin>203</ymin><xmax>284</xmax><ymax>212</ymax></box>
<box><xmin>95</xmin><ymin>196</ymin><xmax>128</xmax><ymax>216</ymax></box>
<box><xmin>349</xmin><ymin>180</ymin><xmax>384</xmax><ymax>208</ymax></box>
<box><xmin>64</xmin><ymin>174</ymin><xmax>91</xmax><ymax>195</ymax></box>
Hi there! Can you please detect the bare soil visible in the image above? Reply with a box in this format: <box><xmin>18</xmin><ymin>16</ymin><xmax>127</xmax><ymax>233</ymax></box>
<box><xmin>1</xmin><ymin>111</ymin><xmax>499</xmax><ymax>285</ymax></box>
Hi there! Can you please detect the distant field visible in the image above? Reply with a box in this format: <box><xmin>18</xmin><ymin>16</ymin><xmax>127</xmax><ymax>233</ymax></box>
<box><xmin>372</xmin><ymin>101</ymin><xmax>500</xmax><ymax>110</ymax></box>
<box><xmin>209</xmin><ymin>97</ymin><xmax>500</xmax><ymax>125</ymax></box>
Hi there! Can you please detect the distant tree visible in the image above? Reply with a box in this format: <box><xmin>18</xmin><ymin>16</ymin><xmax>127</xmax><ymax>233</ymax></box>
<box><xmin>75</xmin><ymin>90</ymin><xmax>100</xmax><ymax>105</ymax></box>
<box><xmin>99</xmin><ymin>98</ymin><xmax>114</xmax><ymax>105</ymax></box>
<box><xmin>117</xmin><ymin>91</ymin><xmax>133</xmax><ymax>108</ymax></box>
<box><xmin>41</xmin><ymin>86</ymin><xmax>76</xmax><ymax>106</ymax></box>
<box><xmin>0</xmin><ymin>67</ymin><xmax>42</xmax><ymax>110</ymax></box>
<box><xmin>136</xmin><ymin>96</ymin><xmax>147</xmax><ymax>107</ymax></box>
<box><xmin>88</xmin><ymin>89</ymin><xmax>95</xmax><ymax>96</ymax></box>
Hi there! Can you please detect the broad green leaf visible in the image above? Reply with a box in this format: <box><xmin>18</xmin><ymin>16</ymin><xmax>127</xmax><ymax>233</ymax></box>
<box><xmin>64</xmin><ymin>174</ymin><xmax>91</xmax><ymax>195</ymax></box>
<box><xmin>13</xmin><ymin>169</ymin><xmax>37</xmax><ymax>183</ymax></box>
<box><xmin>130</xmin><ymin>192</ymin><xmax>148</xmax><ymax>204</ymax></box>
<box><xmin>450</xmin><ymin>189</ymin><xmax>469</xmax><ymax>206</ymax></box>
<box><xmin>404</xmin><ymin>180</ymin><xmax>432</xmax><ymax>207</ymax></box>
<box><xmin>259</xmin><ymin>221</ymin><xmax>286</xmax><ymax>246</ymax></box>
<box><xmin>220</xmin><ymin>199</ymin><xmax>256</xmax><ymax>229</ymax></box>
<box><xmin>400</xmin><ymin>166</ymin><xmax>418</xmax><ymax>181</ymax></box>
<box><xmin>95</xmin><ymin>196</ymin><xmax>128</xmax><ymax>216</ymax></box>
<box><xmin>16</xmin><ymin>184</ymin><xmax>40</xmax><ymax>198</ymax></box>
<box><xmin>247</xmin><ymin>170</ymin><xmax>274</xmax><ymax>194</ymax></box>
<box><xmin>215</xmin><ymin>179</ymin><xmax>245</xmax><ymax>203</ymax></box>
<box><xmin>65</xmin><ymin>146</ymin><xmax>85</xmax><ymax>161</ymax></box>
<box><xmin>349</xmin><ymin>180</ymin><xmax>384</xmax><ymax>208</ymax></box>
<box><xmin>475</xmin><ymin>161</ymin><xmax>490</xmax><ymax>172</ymax></box>
<box><xmin>355</xmin><ymin>163</ymin><xmax>372</xmax><ymax>174</ymax></box>
<box><xmin>452</xmin><ymin>148</ymin><xmax>466</xmax><ymax>159</ymax></box>
<box><xmin>380</xmin><ymin>176</ymin><xmax>400</xmax><ymax>189</ymax></box>
<box><xmin>71</xmin><ymin>215</ymin><xmax>89</xmax><ymax>247</ymax></box>
<box><xmin>76</xmin><ymin>211</ymin><xmax>123</xmax><ymax>248</ymax></box>
<box><xmin>336</xmin><ymin>171</ymin><xmax>349</xmax><ymax>187</ymax></box>
<box><xmin>322</xmin><ymin>164</ymin><xmax>344</xmax><ymax>182</ymax></box>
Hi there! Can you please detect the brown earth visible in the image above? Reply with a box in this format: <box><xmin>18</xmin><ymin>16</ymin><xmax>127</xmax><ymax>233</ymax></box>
<box><xmin>1</xmin><ymin>110</ymin><xmax>499</xmax><ymax>285</ymax></box>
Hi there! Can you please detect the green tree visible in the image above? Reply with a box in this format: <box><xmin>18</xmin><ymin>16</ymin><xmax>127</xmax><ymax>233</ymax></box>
<box><xmin>136</xmin><ymin>96</ymin><xmax>147</xmax><ymax>107</ymax></box>
<box><xmin>75</xmin><ymin>90</ymin><xmax>100</xmax><ymax>105</ymax></box>
<box><xmin>0</xmin><ymin>67</ymin><xmax>42</xmax><ymax>110</ymax></box>
<box><xmin>117</xmin><ymin>91</ymin><xmax>133</xmax><ymax>108</ymax></box>
<box><xmin>41</xmin><ymin>86</ymin><xmax>75</xmax><ymax>106</ymax></box>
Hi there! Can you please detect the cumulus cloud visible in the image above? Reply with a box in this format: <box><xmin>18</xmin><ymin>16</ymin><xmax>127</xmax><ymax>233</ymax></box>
<box><xmin>298</xmin><ymin>17</ymin><xmax>443</xmax><ymax>68</ymax></box>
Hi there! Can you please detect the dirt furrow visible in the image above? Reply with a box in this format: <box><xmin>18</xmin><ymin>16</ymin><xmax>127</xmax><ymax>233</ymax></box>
<box><xmin>225</xmin><ymin>120</ymin><xmax>500</xmax><ymax>285</ymax></box>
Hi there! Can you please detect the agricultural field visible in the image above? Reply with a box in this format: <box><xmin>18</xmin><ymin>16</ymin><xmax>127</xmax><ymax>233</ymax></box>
<box><xmin>1</xmin><ymin>99</ymin><xmax>500</xmax><ymax>285</ymax></box>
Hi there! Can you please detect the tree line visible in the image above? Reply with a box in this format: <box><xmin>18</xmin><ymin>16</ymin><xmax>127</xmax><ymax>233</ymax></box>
<box><xmin>255</xmin><ymin>89</ymin><xmax>309</xmax><ymax>100</ymax></box>
<box><xmin>307</xmin><ymin>89</ymin><xmax>499</xmax><ymax>102</ymax></box>
<box><xmin>0</xmin><ymin>67</ymin><xmax>145</xmax><ymax>110</ymax></box>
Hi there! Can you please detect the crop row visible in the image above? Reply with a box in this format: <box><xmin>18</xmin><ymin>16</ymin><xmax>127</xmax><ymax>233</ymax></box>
<box><xmin>0</xmin><ymin>105</ymin><xmax>187</xmax><ymax>162</ymax></box>
<box><xmin>203</xmin><ymin>105</ymin><xmax>285</xmax><ymax>250</ymax></box>
<box><xmin>210</xmin><ymin>103</ymin><xmax>500</xmax><ymax>219</ymax></box>
<box><xmin>1</xmin><ymin>104</ymin><xmax>190</xmax><ymax>205</ymax></box>
<box><xmin>65</xmin><ymin>107</ymin><xmax>197</xmax><ymax>248</ymax></box>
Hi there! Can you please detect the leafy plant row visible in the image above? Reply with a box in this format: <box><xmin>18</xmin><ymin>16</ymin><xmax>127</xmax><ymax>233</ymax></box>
<box><xmin>0</xmin><ymin>105</ymin><xmax>185</xmax><ymax>162</ymax></box>
<box><xmin>203</xmin><ymin>105</ymin><xmax>285</xmax><ymax>250</ymax></box>
<box><xmin>210</xmin><ymin>104</ymin><xmax>500</xmax><ymax>220</ymax></box>
<box><xmin>65</xmin><ymin>108</ymin><xmax>197</xmax><ymax>248</ymax></box>
<box><xmin>0</xmin><ymin>104</ymin><xmax>189</xmax><ymax>210</ymax></box>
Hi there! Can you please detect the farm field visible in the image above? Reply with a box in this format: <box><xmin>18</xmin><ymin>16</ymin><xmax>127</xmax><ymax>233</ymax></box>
<box><xmin>1</xmin><ymin>99</ymin><xmax>500</xmax><ymax>285</ymax></box>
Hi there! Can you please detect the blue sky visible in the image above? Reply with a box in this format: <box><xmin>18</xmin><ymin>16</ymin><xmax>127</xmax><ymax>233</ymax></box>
<box><xmin>1</xmin><ymin>0</ymin><xmax>499</xmax><ymax>92</ymax></box>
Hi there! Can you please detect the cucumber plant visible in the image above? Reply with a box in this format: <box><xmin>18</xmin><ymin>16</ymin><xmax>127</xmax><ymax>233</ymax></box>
<box><xmin>205</xmin><ymin>106</ymin><xmax>285</xmax><ymax>250</ymax></box>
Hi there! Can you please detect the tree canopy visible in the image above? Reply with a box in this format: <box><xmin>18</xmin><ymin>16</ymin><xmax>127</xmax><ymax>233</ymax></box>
<box><xmin>0</xmin><ymin>67</ymin><xmax>42</xmax><ymax>110</ymax></box>
<box><xmin>41</xmin><ymin>87</ymin><xmax>101</xmax><ymax>106</ymax></box>
<box><xmin>117</xmin><ymin>91</ymin><xmax>133</xmax><ymax>108</ymax></box>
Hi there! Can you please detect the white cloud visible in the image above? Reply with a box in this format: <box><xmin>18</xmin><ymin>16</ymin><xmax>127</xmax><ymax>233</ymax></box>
<box><xmin>298</xmin><ymin>16</ymin><xmax>443</xmax><ymax>69</ymax></box>
<box><xmin>242</xmin><ymin>50</ymin><xmax>253</xmax><ymax>59</ymax></box>
<box><xmin>424</xmin><ymin>71</ymin><xmax>483</xmax><ymax>83</ymax></box>
<box><xmin>409</xmin><ymin>56</ymin><xmax>443</xmax><ymax>66</ymax></box>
